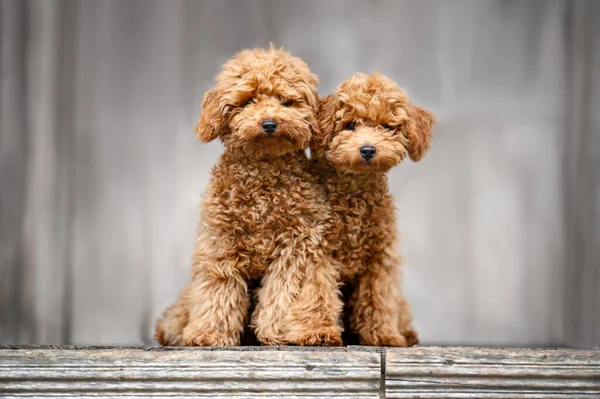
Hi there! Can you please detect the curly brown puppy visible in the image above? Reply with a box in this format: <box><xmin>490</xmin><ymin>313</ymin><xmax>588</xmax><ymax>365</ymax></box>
<box><xmin>312</xmin><ymin>72</ymin><xmax>434</xmax><ymax>346</ymax></box>
<box><xmin>155</xmin><ymin>47</ymin><xmax>343</xmax><ymax>347</ymax></box>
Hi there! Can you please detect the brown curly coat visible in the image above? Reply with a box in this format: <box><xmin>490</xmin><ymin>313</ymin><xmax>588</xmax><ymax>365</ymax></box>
<box><xmin>311</xmin><ymin>72</ymin><xmax>435</xmax><ymax>346</ymax></box>
<box><xmin>155</xmin><ymin>47</ymin><xmax>343</xmax><ymax>347</ymax></box>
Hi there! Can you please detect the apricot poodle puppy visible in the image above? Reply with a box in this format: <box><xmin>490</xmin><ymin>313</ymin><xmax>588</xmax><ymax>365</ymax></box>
<box><xmin>155</xmin><ymin>47</ymin><xmax>343</xmax><ymax>347</ymax></box>
<box><xmin>312</xmin><ymin>72</ymin><xmax>434</xmax><ymax>346</ymax></box>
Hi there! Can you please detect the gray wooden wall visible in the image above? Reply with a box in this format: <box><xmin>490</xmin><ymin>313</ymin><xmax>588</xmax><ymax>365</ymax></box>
<box><xmin>1</xmin><ymin>0</ymin><xmax>599</xmax><ymax>347</ymax></box>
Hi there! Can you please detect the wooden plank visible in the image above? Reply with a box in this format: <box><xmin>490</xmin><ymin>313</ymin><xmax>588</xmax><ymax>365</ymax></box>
<box><xmin>0</xmin><ymin>0</ymin><xmax>31</xmax><ymax>344</ymax></box>
<box><xmin>21</xmin><ymin>0</ymin><xmax>77</xmax><ymax>345</ymax></box>
<box><xmin>69</xmin><ymin>0</ymin><xmax>163</xmax><ymax>344</ymax></box>
<box><xmin>386</xmin><ymin>346</ymin><xmax>600</xmax><ymax>398</ymax></box>
<box><xmin>3</xmin><ymin>346</ymin><xmax>600</xmax><ymax>398</ymax></box>
<box><xmin>0</xmin><ymin>346</ymin><xmax>381</xmax><ymax>398</ymax></box>
<box><xmin>563</xmin><ymin>0</ymin><xmax>600</xmax><ymax>349</ymax></box>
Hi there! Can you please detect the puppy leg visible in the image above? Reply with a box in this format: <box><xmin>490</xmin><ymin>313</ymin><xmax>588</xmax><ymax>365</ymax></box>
<box><xmin>251</xmin><ymin>245</ymin><xmax>300</xmax><ymax>345</ymax></box>
<box><xmin>284</xmin><ymin>250</ymin><xmax>343</xmax><ymax>346</ymax></box>
<box><xmin>252</xmin><ymin>244</ymin><xmax>343</xmax><ymax>346</ymax></box>
<box><xmin>397</xmin><ymin>295</ymin><xmax>419</xmax><ymax>346</ymax></box>
<box><xmin>155</xmin><ymin>286</ymin><xmax>190</xmax><ymax>346</ymax></box>
<box><xmin>350</xmin><ymin>248</ymin><xmax>408</xmax><ymax>347</ymax></box>
<box><xmin>182</xmin><ymin>250</ymin><xmax>250</xmax><ymax>346</ymax></box>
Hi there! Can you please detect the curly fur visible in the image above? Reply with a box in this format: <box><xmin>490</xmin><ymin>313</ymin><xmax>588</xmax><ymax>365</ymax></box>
<box><xmin>311</xmin><ymin>72</ymin><xmax>435</xmax><ymax>346</ymax></box>
<box><xmin>155</xmin><ymin>47</ymin><xmax>343</xmax><ymax>347</ymax></box>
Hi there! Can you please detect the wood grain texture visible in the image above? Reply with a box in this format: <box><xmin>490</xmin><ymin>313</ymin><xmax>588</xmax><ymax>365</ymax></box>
<box><xmin>0</xmin><ymin>346</ymin><xmax>381</xmax><ymax>398</ymax></box>
<box><xmin>386</xmin><ymin>347</ymin><xmax>600</xmax><ymax>398</ymax></box>
<box><xmin>2</xmin><ymin>346</ymin><xmax>600</xmax><ymax>398</ymax></box>
<box><xmin>0</xmin><ymin>0</ymin><xmax>32</xmax><ymax>345</ymax></box>
<box><xmin>563</xmin><ymin>0</ymin><xmax>600</xmax><ymax>349</ymax></box>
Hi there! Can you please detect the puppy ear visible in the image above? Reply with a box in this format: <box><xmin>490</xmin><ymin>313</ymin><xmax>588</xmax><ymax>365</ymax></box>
<box><xmin>310</xmin><ymin>95</ymin><xmax>337</xmax><ymax>157</ymax></box>
<box><xmin>405</xmin><ymin>104</ymin><xmax>435</xmax><ymax>161</ymax></box>
<box><xmin>193</xmin><ymin>89</ymin><xmax>223</xmax><ymax>142</ymax></box>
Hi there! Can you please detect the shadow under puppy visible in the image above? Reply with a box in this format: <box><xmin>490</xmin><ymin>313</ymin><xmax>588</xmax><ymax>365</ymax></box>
<box><xmin>155</xmin><ymin>47</ymin><xmax>343</xmax><ymax>346</ymax></box>
<box><xmin>311</xmin><ymin>72</ymin><xmax>434</xmax><ymax>346</ymax></box>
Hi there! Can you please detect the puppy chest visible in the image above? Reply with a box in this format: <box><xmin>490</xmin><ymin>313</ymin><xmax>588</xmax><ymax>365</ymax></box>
<box><xmin>329</xmin><ymin>200</ymin><xmax>390</xmax><ymax>281</ymax></box>
<box><xmin>235</xmin><ymin>192</ymin><xmax>305</xmax><ymax>231</ymax></box>
<box><xmin>211</xmin><ymin>186</ymin><xmax>324</xmax><ymax>250</ymax></box>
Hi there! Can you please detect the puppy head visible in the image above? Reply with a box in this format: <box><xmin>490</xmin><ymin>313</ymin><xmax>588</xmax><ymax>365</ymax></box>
<box><xmin>194</xmin><ymin>46</ymin><xmax>319</xmax><ymax>158</ymax></box>
<box><xmin>313</xmin><ymin>72</ymin><xmax>434</xmax><ymax>173</ymax></box>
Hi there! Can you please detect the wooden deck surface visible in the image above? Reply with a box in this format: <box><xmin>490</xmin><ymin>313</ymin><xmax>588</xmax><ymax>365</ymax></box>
<box><xmin>1</xmin><ymin>346</ymin><xmax>599</xmax><ymax>398</ymax></box>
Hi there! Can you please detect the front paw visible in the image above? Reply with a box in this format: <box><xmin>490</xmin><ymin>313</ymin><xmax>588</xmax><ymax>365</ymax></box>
<box><xmin>402</xmin><ymin>329</ymin><xmax>419</xmax><ymax>346</ymax></box>
<box><xmin>252</xmin><ymin>315</ymin><xmax>288</xmax><ymax>346</ymax></box>
<box><xmin>182</xmin><ymin>326</ymin><xmax>239</xmax><ymax>346</ymax></box>
<box><xmin>287</xmin><ymin>325</ymin><xmax>343</xmax><ymax>347</ymax></box>
<box><xmin>255</xmin><ymin>331</ymin><xmax>288</xmax><ymax>346</ymax></box>
<box><xmin>360</xmin><ymin>332</ymin><xmax>407</xmax><ymax>347</ymax></box>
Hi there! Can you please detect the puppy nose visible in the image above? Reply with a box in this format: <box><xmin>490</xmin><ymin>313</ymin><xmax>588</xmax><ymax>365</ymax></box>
<box><xmin>360</xmin><ymin>146</ymin><xmax>377</xmax><ymax>160</ymax></box>
<box><xmin>261</xmin><ymin>119</ymin><xmax>278</xmax><ymax>135</ymax></box>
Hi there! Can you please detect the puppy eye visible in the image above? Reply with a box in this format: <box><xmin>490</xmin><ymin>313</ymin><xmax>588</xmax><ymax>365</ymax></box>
<box><xmin>382</xmin><ymin>124</ymin><xmax>393</xmax><ymax>130</ymax></box>
<box><xmin>244</xmin><ymin>98</ymin><xmax>254</xmax><ymax>107</ymax></box>
<box><xmin>282</xmin><ymin>99</ymin><xmax>293</xmax><ymax>107</ymax></box>
<box><xmin>345</xmin><ymin>121</ymin><xmax>356</xmax><ymax>131</ymax></box>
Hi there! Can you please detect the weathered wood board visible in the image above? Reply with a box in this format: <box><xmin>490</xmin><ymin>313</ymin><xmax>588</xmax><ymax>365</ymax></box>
<box><xmin>0</xmin><ymin>346</ymin><xmax>382</xmax><ymax>398</ymax></box>
<box><xmin>386</xmin><ymin>347</ymin><xmax>600</xmax><ymax>398</ymax></box>
<box><xmin>1</xmin><ymin>346</ymin><xmax>599</xmax><ymax>398</ymax></box>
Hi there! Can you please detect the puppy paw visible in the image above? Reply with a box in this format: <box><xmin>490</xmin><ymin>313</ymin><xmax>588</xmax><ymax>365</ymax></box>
<box><xmin>182</xmin><ymin>328</ymin><xmax>239</xmax><ymax>346</ymax></box>
<box><xmin>287</xmin><ymin>326</ymin><xmax>343</xmax><ymax>347</ymax></box>
<box><xmin>255</xmin><ymin>332</ymin><xmax>288</xmax><ymax>346</ymax></box>
<box><xmin>360</xmin><ymin>332</ymin><xmax>407</xmax><ymax>347</ymax></box>
<box><xmin>154</xmin><ymin>325</ymin><xmax>169</xmax><ymax>346</ymax></box>
<box><xmin>402</xmin><ymin>329</ymin><xmax>419</xmax><ymax>347</ymax></box>
<box><xmin>297</xmin><ymin>332</ymin><xmax>343</xmax><ymax>346</ymax></box>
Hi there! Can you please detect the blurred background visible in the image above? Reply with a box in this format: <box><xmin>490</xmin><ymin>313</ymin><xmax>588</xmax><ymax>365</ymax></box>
<box><xmin>1</xmin><ymin>0</ymin><xmax>599</xmax><ymax>348</ymax></box>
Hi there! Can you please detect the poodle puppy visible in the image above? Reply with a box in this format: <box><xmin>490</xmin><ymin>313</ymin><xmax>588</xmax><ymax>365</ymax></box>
<box><xmin>155</xmin><ymin>47</ymin><xmax>343</xmax><ymax>347</ymax></box>
<box><xmin>311</xmin><ymin>72</ymin><xmax>434</xmax><ymax>346</ymax></box>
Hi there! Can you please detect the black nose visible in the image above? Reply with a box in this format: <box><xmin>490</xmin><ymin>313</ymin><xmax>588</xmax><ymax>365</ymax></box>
<box><xmin>360</xmin><ymin>146</ymin><xmax>376</xmax><ymax>160</ymax></box>
<box><xmin>261</xmin><ymin>119</ymin><xmax>278</xmax><ymax>135</ymax></box>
